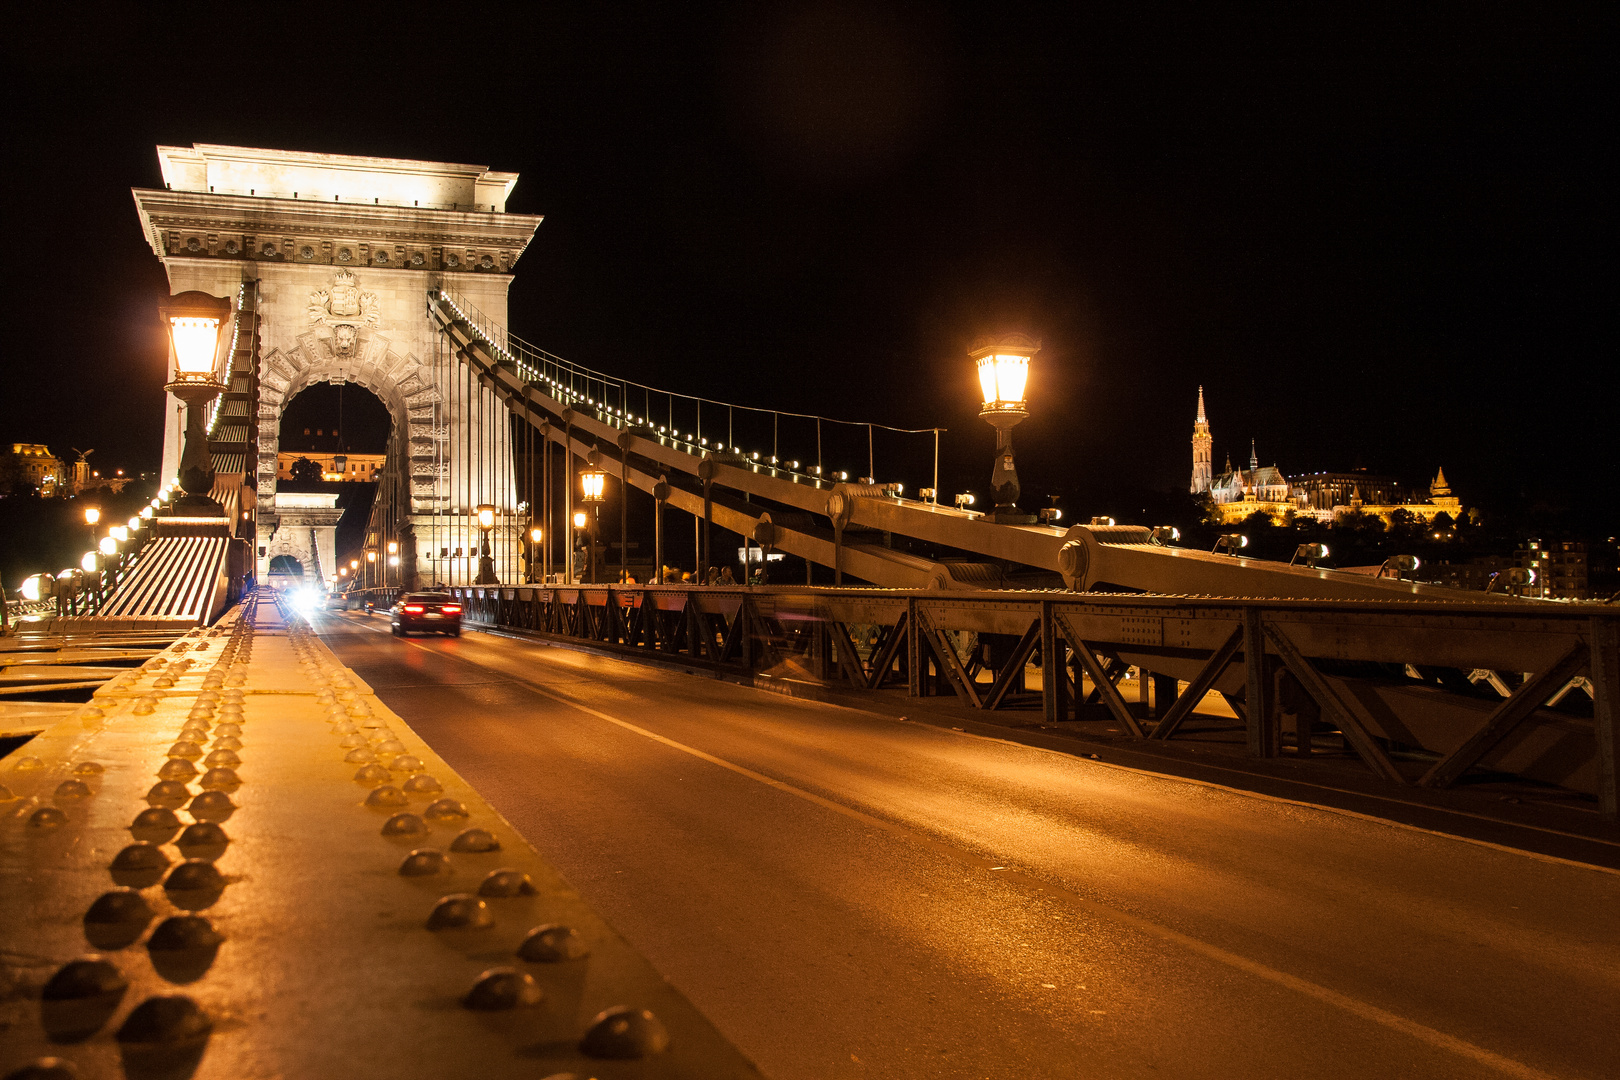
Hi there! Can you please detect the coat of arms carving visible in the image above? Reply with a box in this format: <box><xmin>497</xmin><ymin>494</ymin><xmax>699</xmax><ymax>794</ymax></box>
<box><xmin>308</xmin><ymin>268</ymin><xmax>381</xmax><ymax>355</ymax></box>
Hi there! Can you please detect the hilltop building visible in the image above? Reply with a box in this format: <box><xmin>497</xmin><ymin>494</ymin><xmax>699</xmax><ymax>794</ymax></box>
<box><xmin>1189</xmin><ymin>389</ymin><xmax>1462</xmax><ymax>526</ymax></box>
<box><xmin>3</xmin><ymin>444</ymin><xmax>65</xmax><ymax>496</ymax></box>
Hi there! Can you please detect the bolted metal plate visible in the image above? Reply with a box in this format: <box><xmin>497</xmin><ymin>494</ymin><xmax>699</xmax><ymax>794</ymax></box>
<box><xmin>1</xmin><ymin>592</ymin><xmax>764</xmax><ymax>1079</ymax></box>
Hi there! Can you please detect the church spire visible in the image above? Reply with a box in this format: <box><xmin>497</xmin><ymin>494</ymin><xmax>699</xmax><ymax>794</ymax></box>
<box><xmin>1249</xmin><ymin>439</ymin><xmax>1258</xmax><ymax>471</ymax></box>
<box><xmin>1190</xmin><ymin>386</ymin><xmax>1213</xmax><ymax>494</ymax></box>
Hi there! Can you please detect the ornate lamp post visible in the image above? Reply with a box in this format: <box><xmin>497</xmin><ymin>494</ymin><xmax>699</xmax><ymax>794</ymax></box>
<box><xmin>971</xmin><ymin>335</ymin><xmax>1040</xmax><ymax>524</ymax></box>
<box><xmin>474</xmin><ymin>504</ymin><xmax>499</xmax><ymax>584</ymax></box>
<box><xmin>83</xmin><ymin>505</ymin><xmax>101</xmax><ymax>550</ymax></box>
<box><xmin>527</xmin><ymin>525</ymin><xmax>543</xmax><ymax>583</ymax></box>
<box><xmin>160</xmin><ymin>291</ymin><xmax>232</xmax><ymax>515</ymax></box>
<box><xmin>579</xmin><ymin>470</ymin><xmax>606</xmax><ymax>585</ymax></box>
<box><xmin>365</xmin><ymin>549</ymin><xmax>377</xmax><ymax>589</ymax></box>
<box><xmin>386</xmin><ymin>540</ymin><xmax>398</xmax><ymax>587</ymax></box>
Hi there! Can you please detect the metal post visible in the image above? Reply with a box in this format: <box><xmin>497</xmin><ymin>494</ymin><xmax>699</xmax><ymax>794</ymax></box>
<box><xmin>907</xmin><ymin>597</ymin><xmax>921</xmax><ymax>697</ymax></box>
<box><xmin>1041</xmin><ymin>600</ymin><xmax>1057</xmax><ymax>722</ymax></box>
<box><xmin>653</xmin><ymin>479</ymin><xmax>667</xmax><ymax>584</ymax></box>
<box><xmin>933</xmin><ymin>429</ymin><xmax>940</xmax><ymax>502</ymax></box>
<box><xmin>542</xmin><ymin>428</ymin><xmax>551</xmax><ymax>584</ymax></box>
<box><xmin>620</xmin><ymin>455</ymin><xmax>629</xmax><ymax>585</ymax></box>
<box><xmin>1243</xmin><ymin>606</ymin><xmax>1277</xmax><ymax>757</ymax></box>
<box><xmin>564</xmin><ymin>417</ymin><xmax>574</xmax><ymax>584</ymax></box>
<box><xmin>702</xmin><ymin>479</ymin><xmax>713</xmax><ymax>580</ymax></box>
<box><xmin>1592</xmin><ymin>615</ymin><xmax>1618</xmax><ymax>820</ymax></box>
<box><xmin>590</xmin><ymin>505</ymin><xmax>599</xmax><ymax>585</ymax></box>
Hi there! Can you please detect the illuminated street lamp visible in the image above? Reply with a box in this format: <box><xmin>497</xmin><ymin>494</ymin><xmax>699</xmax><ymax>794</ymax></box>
<box><xmin>578</xmin><ymin>470</ymin><xmax>606</xmax><ymax>585</ymax></box>
<box><xmin>160</xmin><ymin>291</ymin><xmax>232</xmax><ymax>514</ymax></box>
<box><xmin>571</xmin><ymin>509</ymin><xmax>591</xmax><ymax>584</ymax></box>
<box><xmin>527</xmin><ymin>524</ymin><xmax>543</xmax><ymax>583</ymax></box>
<box><xmin>83</xmin><ymin>505</ymin><xmax>101</xmax><ymax>548</ymax></box>
<box><xmin>972</xmin><ymin>335</ymin><xmax>1039</xmax><ymax>523</ymax></box>
<box><xmin>474</xmin><ymin>504</ymin><xmax>499</xmax><ymax>585</ymax></box>
<box><xmin>580</xmin><ymin>469</ymin><xmax>606</xmax><ymax>504</ymax></box>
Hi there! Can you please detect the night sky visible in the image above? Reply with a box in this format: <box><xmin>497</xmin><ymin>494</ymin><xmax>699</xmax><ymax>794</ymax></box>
<box><xmin>3</xmin><ymin>6</ymin><xmax>1610</xmax><ymax>526</ymax></box>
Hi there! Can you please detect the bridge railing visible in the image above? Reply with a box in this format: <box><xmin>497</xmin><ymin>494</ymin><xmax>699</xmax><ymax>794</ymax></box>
<box><xmin>432</xmin><ymin>285</ymin><xmax>943</xmax><ymax>488</ymax></box>
<box><xmin>444</xmin><ymin>583</ymin><xmax>1619</xmax><ymax>817</ymax></box>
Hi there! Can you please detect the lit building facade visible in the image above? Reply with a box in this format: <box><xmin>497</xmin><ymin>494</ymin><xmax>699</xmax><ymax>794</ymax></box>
<box><xmin>6</xmin><ymin>444</ymin><xmax>65</xmax><ymax>496</ymax></box>
<box><xmin>1517</xmin><ymin>540</ymin><xmax>1589</xmax><ymax>600</ymax></box>
<box><xmin>276</xmin><ymin>451</ymin><xmax>385</xmax><ymax>482</ymax></box>
<box><xmin>1188</xmin><ymin>389</ymin><xmax>1462</xmax><ymax>525</ymax></box>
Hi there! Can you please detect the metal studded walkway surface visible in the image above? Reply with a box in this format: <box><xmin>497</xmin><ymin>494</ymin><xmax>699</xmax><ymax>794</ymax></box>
<box><xmin>0</xmin><ymin>590</ymin><xmax>761</xmax><ymax>1079</ymax></box>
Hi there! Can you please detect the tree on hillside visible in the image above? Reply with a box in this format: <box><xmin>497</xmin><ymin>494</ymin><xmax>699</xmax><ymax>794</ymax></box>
<box><xmin>287</xmin><ymin>458</ymin><xmax>322</xmax><ymax>484</ymax></box>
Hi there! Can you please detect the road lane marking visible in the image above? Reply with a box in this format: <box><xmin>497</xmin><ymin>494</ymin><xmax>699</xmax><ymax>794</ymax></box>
<box><xmin>351</xmin><ymin>619</ymin><xmax>1563</xmax><ymax>1080</ymax></box>
<box><xmin>339</xmin><ymin>610</ymin><xmax>1619</xmax><ymax>877</ymax></box>
<box><xmin>888</xmin><ymin>719</ymin><xmax>1620</xmax><ymax>877</ymax></box>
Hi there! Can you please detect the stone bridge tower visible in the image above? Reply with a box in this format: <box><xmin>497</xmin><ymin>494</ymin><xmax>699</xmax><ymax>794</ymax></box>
<box><xmin>133</xmin><ymin>144</ymin><xmax>543</xmax><ymax>586</ymax></box>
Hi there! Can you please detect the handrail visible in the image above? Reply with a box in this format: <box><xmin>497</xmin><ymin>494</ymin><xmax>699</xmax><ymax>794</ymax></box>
<box><xmin>433</xmin><ymin>285</ymin><xmax>944</xmax><ymax>485</ymax></box>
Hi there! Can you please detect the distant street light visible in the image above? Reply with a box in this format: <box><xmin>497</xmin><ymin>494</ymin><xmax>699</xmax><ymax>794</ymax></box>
<box><xmin>571</xmin><ymin>509</ymin><xmax>592</xmax><ymax>584</ymax></box>
<box><xmin>160</xmin><ymin>291</ymin><xmax>232</xmax><ymax>515</ymax></box>
<box><xmin>474</xmin><ymin>504</ymin><xmax>499</xmax><ymax>585</ymax></box>
<box><xmin>1290</xmin><ymin>543</ymin><xmax>1330</xmax><ymax>568</ymax></box>
<box><xmin>527</xmin><ymin>525</ymin><xmax>543</xmax><ymax>583</ymax></box>
<box><xmin>972</xmin><ymin>335</ymin><xmax>1039</xmax><ymax>524</ymax></box>
<box><xmin>579</xmin><ymin>471</ymin><xmax>606</xmax><ymax>585</ymax></box>
<box><xmin>1378</xmin><ymin>554</ymin><xmax>1421</xmax><ymax>581</ymax></box>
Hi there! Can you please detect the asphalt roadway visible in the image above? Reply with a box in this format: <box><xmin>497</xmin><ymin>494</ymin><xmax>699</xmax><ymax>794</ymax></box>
<box><xmin>314</xmin><ymin>610</ymin><xmax>1620</xmax><ymax>1080</ymax></box>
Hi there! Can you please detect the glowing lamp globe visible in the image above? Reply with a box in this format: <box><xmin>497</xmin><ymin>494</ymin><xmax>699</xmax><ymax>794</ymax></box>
<box><xmin>98</xmin><ymin>537</ymin><xmax>118</xmax><ymax>556</ymax></box>
<box><xmin>81</xmin><ymin>551</ymin><xmax>99</xmax><ymax>572</ymax></box>
<box><xmin>572</xmin><ymin>510</ymin><xmax>588</xmax><ymax>530</ymax></box>
<box><xmin>971</xmin><ymin>334</ymin><xmax>1039</xmax><ymax>417</ymax></box>
<box><xmin>529</xmin><ymin>526</ymin><xmax>543</xmax><ymax>544</ymax></box>
<box><xmin>580</xmin><ymin>471</ymin><xmax>606</xmax><ymax>503</ymax></box>
<box><xmin>475</xmin><ymin>505</ymin><xmax>497</xmax><ymax>531</ymax></box>
<box><xmin>84</xmin><ymin>507</ymin><xmax>101</xmax><ymax>526</ymax></box>
<box><xmin>160</xmin><ymin>292</ymin><xmax>231</xmax><ymax>382</ymax></box>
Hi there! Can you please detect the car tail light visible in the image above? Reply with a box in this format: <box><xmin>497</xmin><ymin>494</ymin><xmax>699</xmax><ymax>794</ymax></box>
<box><xmin>442</xmin><ymin>605</ymin><xmax>461</xmax><ymax>614</ymax></box>
<box><xmin>404</xmin><ymin>605</ymin><xmax>424</xmax><ymax>613</ymax></box>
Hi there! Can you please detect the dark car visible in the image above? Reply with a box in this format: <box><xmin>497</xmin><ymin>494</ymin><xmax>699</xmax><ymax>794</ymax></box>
<box><xmin>390</xmin><ymin>592</ymin><xmax>462</xmax><ymax>636</ymax></box>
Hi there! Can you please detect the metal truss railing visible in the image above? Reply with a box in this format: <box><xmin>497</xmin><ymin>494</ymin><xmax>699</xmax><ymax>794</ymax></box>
<box><xmin>448</xmin><ymin>583</ymin><xmax>1620</xmax><ymax>818</ymax></box>
<box><xmin>431</xmin><ymin>286</ymin><xmax>944</xmax><ymax>490</ymax></box>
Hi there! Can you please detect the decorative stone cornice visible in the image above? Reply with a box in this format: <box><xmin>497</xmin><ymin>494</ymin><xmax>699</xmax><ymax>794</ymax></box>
<box><xmin>131</xmin><ymin>189</ymin><xmax>543</xmax><ymax>273</ymax></box>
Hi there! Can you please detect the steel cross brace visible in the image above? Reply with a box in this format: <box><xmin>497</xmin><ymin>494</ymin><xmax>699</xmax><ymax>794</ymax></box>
<box><xmin>1055</xmin><ymin>614</ymin><xmax>1144</xmax><ymax>738</ymax></box>
<box><xmin>1150</xmin><ymin>624</ymin><xmax>1243</xmax><ymax>741</ymax></box>
<box><xmin>1419</xmin><ymin>640</ymin><xmax>1590</xmax><ymax>790</ymax></box>
<box><xmin>1262</xmin><ymin>621</ymin><xmax>1406</xmax><ymax>784</ymax></box>
<box><xmin>915</xmin><ymin>606</ymin><xmax>982</xmax><ymax>708</ymax></box>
